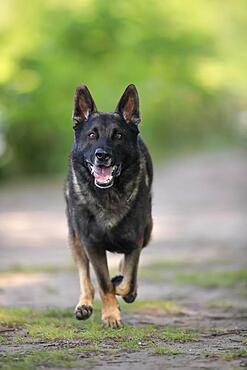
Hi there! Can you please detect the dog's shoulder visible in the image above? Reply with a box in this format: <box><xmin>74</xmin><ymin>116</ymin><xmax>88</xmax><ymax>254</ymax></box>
<box><xmin>65</xmin><ymin>156</ymin><xmax>92</xmax><ymax>207</ymax></box>
<box><xmin>138</xmin><ymin>136</ymin><xmax>153</xmax><ymax>190</ymax></box>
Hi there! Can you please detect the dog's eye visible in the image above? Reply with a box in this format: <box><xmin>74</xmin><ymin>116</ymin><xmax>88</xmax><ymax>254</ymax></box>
<box><xmin>88</xmin><ymin>132</ymin><xmax>96</xmax><ymax>139</ymax></box>
<box><xmin>115</xmin><ymin>133</ymin><xmax>122</xmax><ymax>140</ymax></box>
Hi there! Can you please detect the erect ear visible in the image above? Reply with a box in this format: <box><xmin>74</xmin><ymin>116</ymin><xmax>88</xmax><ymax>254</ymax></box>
<box><xmin>72</xmin><ymin>85</ymin><xmax>97</xmax><ymax>125</ymax></box>
<box><xmin>115</xmin><ymin>84</ymin><xmax>140</xmax><ymax>124</ymax></box>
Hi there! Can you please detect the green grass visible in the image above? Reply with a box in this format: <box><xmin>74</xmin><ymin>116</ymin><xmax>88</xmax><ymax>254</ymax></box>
<box><xmin>206</xmin><ymin>299</ymin><xmax>236</xmax><ymax>310</ymax></box>
<box><xmin>154</xmin><ymin>346</ymin><xmax>181</xmax><ymax>355</ymax></box>
<box><xmin>144</xmin><ymin>259</ymin><xmax>190</xmax><ymax>269</ymax></box>
<box><xmin>0</xmin><ymin>305</ymin><xmax>200</xmax><ymax>369</ymax></box>
<box><xmin>221</xmin><ymin>348</ymin><xmax>247</xmax><ymax>360</ymax></box>
<box><xmin>159</xmin><ymin>327</ymin><xmax>197</xmax><ymax>342</ymax></box>
<box><xmin>0</xmin><ymin>308</ymin><xmax>34</xmax><ymax>326</ymax></box>
<box><xmin>0</xmin><ymin>264</ymin><xmax>75</xmax><ymax>274</ymax></box>
<box><xmin>205</xmin><ymin>348</ymin><xmax>247</xmax><ymax>361</ymax></box>
<box><xmin>139</xmin><ymin>268</ymin><xmax>164</xmax><ymax>282</ymax></box>
<box><xmin>176</xmin><ymin>269</ymin><xmax>247</xmax><ymax>288</ymax></box>
<box><xmin>139</xmin><ymin>258</ymin><xmax>231</xmax><ymax>283</ymax></box>
<box><xmin>124</xmin><ymin>300</ymin><xmax>182</xmax><ymax>315</ymax></box>
<box><xmin>0</xmin><ymin>306</ymin><xmax>197</xmax><ymax>348</ymax></box>
<box><xmin>26</xmin><ymin>323</ymin><xmax>84</xmax><ymax>340</ymax></box>
<box><xmin>140</xmin><ymin>259</ymin><xmax>190</xmax><ymax>276</ymax></box>
<box><xmin>0</xmin><ymin>336</ymin><xmax>8</xmax><ymax>345</ymax></box>
<box><xmin>0</xmin><ymin>349</ymin><xmax>90</xmax><ymax>370</ymax></box>
<box><xmin>139</xmin><ymin>259</ymin><xmax>188</xmax><ymax>282</ymax></box>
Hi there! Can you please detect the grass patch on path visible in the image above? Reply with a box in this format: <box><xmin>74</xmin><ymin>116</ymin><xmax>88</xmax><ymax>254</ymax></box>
<box><xmin>1</xmin><ymin>305</ymin><xmax>247</xmax><ymax>368</ymax></box>
<box><xmin>0</xmin><ymin>305</ymin><xmax>197</xmax><ymax>350</ymax></box>
<box><xmin>176</xmin><ymin>269</ymin><xmax>247</xmax><ymax>289</ymax></box>
<box><xmin>154</xmin><ymin>346</ymin><xmax>181</xmax><ymax>355</ymax></box>
<box><xmin>0</xmin><ymin>264</ymin><xmax>75</xmax><ymax>274</ymax></box>
<box><xmin>0</xmin><ymin>304</ymin><xmax>198</xmax><ymax>369</ymax></box>
<box><xmin>205</xmin><ymin>348</ymin><xmax>247</xmax><ymax>361</ymax></box>
<box><xmin>0</xmin><ymin>348</ymin><xmax>98</xmax><ymax>370</ymax></box>
<box><xmin>124</xmin><ymin>299</ymin><xmax>182</xmax><ymax>316</ymax></box>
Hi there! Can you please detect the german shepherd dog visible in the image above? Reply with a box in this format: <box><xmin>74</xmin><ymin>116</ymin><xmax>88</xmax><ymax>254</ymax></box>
<box><xmin>65</xmin><ymin>84</ymin><xmax>153</xmax><ymax>328</ymax></box>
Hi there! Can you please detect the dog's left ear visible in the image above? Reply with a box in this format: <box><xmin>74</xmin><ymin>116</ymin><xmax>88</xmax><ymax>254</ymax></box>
<box><xmin>115</xmin><ymin>84</ymin><xmax>140</xmax><ymax>125</ymax></box>
<box><xmin>72</xmin><ymin>85</ymin><xmax>97</xmax><ymax>125</ymax></box>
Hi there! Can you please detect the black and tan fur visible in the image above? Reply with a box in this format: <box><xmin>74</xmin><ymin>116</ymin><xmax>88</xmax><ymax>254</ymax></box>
<box><xmin>65</xmin><ymin>84</ymin><xmax>153</xmax><ymax>328</ymax></box>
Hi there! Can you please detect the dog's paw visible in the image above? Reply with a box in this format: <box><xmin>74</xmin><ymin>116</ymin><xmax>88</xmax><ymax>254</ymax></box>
<box><xmin>123</xmin><ymin>291</ymin><xmax>137</xmax><ymax>304</ymax></box>
<box><xmin>75</xmin><ymin>304</ymin><xmax>93</xmax><ymax>320</ymax></box>
<box><xmin>111</xmin><ymin>275</ymin><xmax>123</xmax><ymax>287</ymax></box>
<box><xmin>102</xmin><ymin>303</ymin><xmax>123</xmax><ymax>329</ymax></box>
<box><xmin>102</xmin><ymin>317</ymin><xmax>123</xmax><ymax>329</ymax></box>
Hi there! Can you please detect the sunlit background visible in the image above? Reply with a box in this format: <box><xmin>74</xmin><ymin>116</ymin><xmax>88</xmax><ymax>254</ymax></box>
<box><xmin>0</xmin><ymin>0</ymin><xmax>246</xmax><ymax>308</ymax></box>
<box><xmin>0</xmin><ymin>0</ymin><xmax>246</xmax><ymax>178</ymax></box>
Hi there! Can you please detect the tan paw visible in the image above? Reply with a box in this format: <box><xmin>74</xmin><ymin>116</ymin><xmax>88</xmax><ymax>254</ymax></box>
<box><xmin>114</xmin><ymin>283</ymin><xmax>130</xmax><ymax>296</ymax></box>
<box><xmin>102</xmin><ymin>316</ymin><xmax>123</xmax><ymax>328</ymax></box>
<box><xmin>112</xmin><ymin>278</ymin><xmax>137</xmax><ymax>304</ymax></box>
<box><xmin>102</xmin><ymin>306</ymin><xmax>123</xmax><ymax>328</ymax></box>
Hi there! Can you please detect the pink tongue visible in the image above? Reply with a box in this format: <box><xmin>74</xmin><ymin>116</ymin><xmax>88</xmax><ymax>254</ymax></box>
<box><xmin>92</xmin><ymin>166</ymin><xmax>113</xmax><ymax>183</ymax></box>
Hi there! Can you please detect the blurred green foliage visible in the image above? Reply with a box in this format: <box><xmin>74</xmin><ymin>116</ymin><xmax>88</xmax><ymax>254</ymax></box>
<box><xmin>0</xmin><ymin>0</ymin><xmax>246</xmax><ymax>177</ymax></box>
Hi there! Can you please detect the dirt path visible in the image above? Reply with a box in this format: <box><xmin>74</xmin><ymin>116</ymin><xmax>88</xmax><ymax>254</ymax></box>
<box><xmin>0</xmin><ymin>149</ymin><xmax>247</xmax><ymax>369</ymax></box>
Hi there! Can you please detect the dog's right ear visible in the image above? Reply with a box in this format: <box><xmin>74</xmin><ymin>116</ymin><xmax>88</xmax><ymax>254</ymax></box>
<box><xmin>72</xmin><ymin>85</ymin><xmax>97</xmax><ymax>125</ymax></box>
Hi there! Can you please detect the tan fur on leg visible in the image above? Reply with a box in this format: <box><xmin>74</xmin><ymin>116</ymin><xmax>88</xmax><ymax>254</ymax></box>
<box><xmin>69</xmin><ymin>235</ymin><xmax>95</xmax><ymax>320</ymax></box>
<box><xmin>82</xmin><ymin>246</ymin><xmax>123</xmax><ymax>328</ymax></box>
<box><xmin>100</xmin><ymin>284</ymin><xmax>122</xmax><ymax>328</ymax></box>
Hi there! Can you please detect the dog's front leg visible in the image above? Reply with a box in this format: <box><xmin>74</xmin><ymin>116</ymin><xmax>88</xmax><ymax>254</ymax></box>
<box><xmin>112</xmin><ymin>247</ymin><xmax>141</xmax><ymax>303</ymax></box>
<box><xmin>69</xmin><ymin>235</ymin><xmax>95</xmax><ymax>320</ymax></box>
<box><xmin>85</xmin><ymin>246</ymin><xmax>122</xmax><ymax>328</ymax></box>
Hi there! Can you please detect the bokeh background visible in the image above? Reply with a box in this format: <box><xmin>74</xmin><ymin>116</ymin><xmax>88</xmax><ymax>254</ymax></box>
<box><xmin>1</xmin><ymin>2</ymin><xmax>247</xmax><ymax>368</ymax></box>
<box><xmin>0</xmin><ymin>0</ymin><xmax>246</xmax><ymax>179</ymax></box>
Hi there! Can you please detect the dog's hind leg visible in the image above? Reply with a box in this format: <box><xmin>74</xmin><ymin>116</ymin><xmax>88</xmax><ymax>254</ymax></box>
<box><xmin>111</xmin><ymin>257</ymin><xmax>124</xmax><ymax>287</ymax></box>
<box><xmin>113</xmin><ymin>220</ymin><xmax>153</xmax><ymax>302</ymax></box>
<box><xmin>69</xmin><ymin>235</ymin><xmax>95</xmax><ymax>320</ymax></box>
<box><xmin>84</xmin><ymin>246</ymin><xmax>122</xmax><ymax>328</ymax></box>
<box><xmin>119</xmin><ymin>258</ymin><xmax>124</xmax><ymax>275</ymax></box>
<box><xmin>113</xmin><ymin>247</ymin><xmax>141</xmax><ymax>304</ymax></box>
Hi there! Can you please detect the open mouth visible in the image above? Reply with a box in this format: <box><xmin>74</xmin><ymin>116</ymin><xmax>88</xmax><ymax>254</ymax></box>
<box><xmin>87</xmin><ymin>163</ymin><xmax>121</xmax><ymax>189</ymax></box>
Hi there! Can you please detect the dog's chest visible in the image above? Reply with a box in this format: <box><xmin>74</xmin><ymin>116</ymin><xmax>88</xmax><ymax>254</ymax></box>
<box><xmin>69</xmin><ymin>166</ymin><xmax>140</xmax><ymax>230</ymax></box>
<box><xmin>94</xmin><ymin>200</ymin><xmax>130</xmax><ymax>230</ymax></box>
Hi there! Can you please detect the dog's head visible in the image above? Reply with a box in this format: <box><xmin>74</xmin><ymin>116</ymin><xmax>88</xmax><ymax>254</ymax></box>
<box><xmin>72</xmin><ymin>84</ymin><xmax>141</xmax><ymax>189</ymax></box>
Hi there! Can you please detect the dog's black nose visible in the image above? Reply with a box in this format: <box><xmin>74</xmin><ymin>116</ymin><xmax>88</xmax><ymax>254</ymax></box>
<box><xmin>95</xmin><ymin>148</ymin><xmax>112</xmax><ymax>163</ymax></box>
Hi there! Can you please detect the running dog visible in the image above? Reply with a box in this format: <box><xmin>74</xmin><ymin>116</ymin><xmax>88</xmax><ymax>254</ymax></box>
<box><xmin>65</xmin><ymin>84</ymin><xmax>153</xmax><ymax>328</ymax></box>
